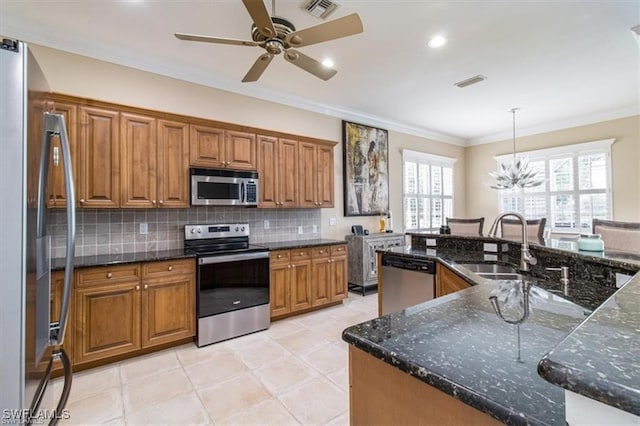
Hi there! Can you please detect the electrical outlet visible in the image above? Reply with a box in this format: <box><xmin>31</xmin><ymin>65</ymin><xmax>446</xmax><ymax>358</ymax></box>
<box><xmin>139</xmin><ymin>222</ymin><xmax>148</xmax><ymax>235</ymax></box>
<box><xmin>298</xmin><ymin>226</ymin><xmax>303</xmax><ymax>235</ymax></box>
<box><xmin>263</xmin><ymin>220</ymin><xmax>270</xmax><ymax>230</ymax></box>
<box><xmin>329</xmin><ymin>217</ymin><xmax>337</xmax><ymax>226</ymax></box>
<box><xmin>312</xmin><ymin>224</ymin><xmax>318</xmax><ymax>234</ymax></box>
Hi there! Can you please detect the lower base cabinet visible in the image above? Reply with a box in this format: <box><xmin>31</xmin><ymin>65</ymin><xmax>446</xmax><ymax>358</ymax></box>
<box><xmin>436</xmin><ymin>264</ymin><xmax>471</xmax><ymax>297</ymax></box>
<box><xmin>74</xmin><ymin>259</ymin><xmax>195</xmax><ymax>366</ymax></box>
<box><xmin>270</xmin><ymin>244</ymin><xmax>347</xmax><ymax>319</ymax></box>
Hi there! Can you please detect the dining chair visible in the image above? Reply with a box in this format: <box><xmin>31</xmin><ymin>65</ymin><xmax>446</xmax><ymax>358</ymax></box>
<box><xmin>501</xmin><ymin>217</ymin><xmax>546</xmax><ymax>243</ymax></box>
<box><xmin>446</xmin><ymin>217</ymin><xmax>485</xmax><ymax>236</ymax></box>
<box><xmin>592</xmin><ymin>219</ymin><xmax>640</xmax><ymax>254</ymax></box>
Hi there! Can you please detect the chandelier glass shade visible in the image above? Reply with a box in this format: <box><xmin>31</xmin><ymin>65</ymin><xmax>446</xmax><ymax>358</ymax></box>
<box><xmin>489</xmin><ymin>108</ymin><xmax>545</xmax><ymax>190</ymax></box>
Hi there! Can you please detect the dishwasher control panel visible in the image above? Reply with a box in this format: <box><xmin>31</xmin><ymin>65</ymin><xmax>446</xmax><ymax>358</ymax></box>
<box><xmin>381</xmin><ymin>254</ymin><xmax>436</xmax><ymax>274</ymax></box>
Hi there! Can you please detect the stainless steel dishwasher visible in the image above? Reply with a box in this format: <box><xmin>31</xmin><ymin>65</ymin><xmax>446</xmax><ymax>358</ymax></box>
<box><xmin>380</xmin><ymin>253</ymin><xmax>436</xmax><ymax>315</ymax></box>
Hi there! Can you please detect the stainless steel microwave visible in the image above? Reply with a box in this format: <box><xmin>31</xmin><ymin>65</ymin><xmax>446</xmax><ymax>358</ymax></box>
<box><xmin>190</xmin><ymin>168</ymin><xmax>259</xmax><ymax>206</ymax></box>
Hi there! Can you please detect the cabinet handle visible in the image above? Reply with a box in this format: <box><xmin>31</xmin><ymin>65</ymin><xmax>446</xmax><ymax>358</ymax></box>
<box><xmin>328</xmin><ymin>259</ymin><xmax>332</xmax><ymax>263</ymax></box>
<box><xmin>287</xmin><ymin>265</ymin><xmax>291</xmax><ymax>269</ymax></box>
<box><xmin>319</xmin><ymin>250</ymin><xmax>324</xmax><ymax>254</ymax></box>
<box><xmin>159</xmin><ymin>200</ymin><xmax>164</xmax><ymax>205</ymax></box>
<box><xmin>144</xmin><ymin>284</ymin><xmax>148</xmax><ymax>290</ymax></box>
<box><xmin>291</xmin><ymin>264</ymin><xmax>296</xmax><ymax>269</ymax></box>
<box><xmin>152</xmin><ymin>200</ymin><xmax>156</xmax><ymax>204</ymax></box>
<box><xmin>135</xmin><ymin>285</ymin><xmax>140</xmax><ymax>291</ymax></box>
<box><xmin>277</xmin><ymin>254</ymin><xmax>283</xmax><ymax>259</ymax></box>
<box><xmin>107</xmin><ymin>272</ymin><xmax>113</xmax><ymax>278</ymax></box>
<box><xmin>79</xmin><ymin>199</ymin><xmax>85</xmax><ymax>204</ymax></box>
<box><xmin>300</xmin><ymin>252</ymin><xmax>304</xmax><ymax>256</ymax></box>
<box><xmin>168</xmin><ymin>265</ymin><xmax>173</xmax><ymax>271</ymax></box>
<box><xmin>319</xmin><ymin>202</ymin><xmax>323</xmax><ymax>206</ymax></box>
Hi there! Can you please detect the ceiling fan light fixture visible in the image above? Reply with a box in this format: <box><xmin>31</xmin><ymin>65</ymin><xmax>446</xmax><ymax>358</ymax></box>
<box><xmin>454</xmin><ymin>74</ymin><xmax>487</xmax><ymax>88</ymax></box>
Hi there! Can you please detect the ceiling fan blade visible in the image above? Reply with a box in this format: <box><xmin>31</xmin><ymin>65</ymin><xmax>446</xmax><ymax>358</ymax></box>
<box><xmin>284</xmin><ymin>49</ymin><xmax>337</xmax><ymax>81</ymax></box>
<box><xmin>175</xmin><ymin>33</ymin><xmax>258</xmax><ymax>46</ymax></box>
<box><xmin>242</xmin><ymin>53</ymin><xmax>274</xmax><ymax>82</ymax></box>
<box><xmin>242</xmin><ymin>0</ymin><xmax>277</xmax><ymax>38</ymax></box>
<box><xmin>286</xmin><ymin>13</ymin><xmax>363</xmax><ymax>48</ymax></box>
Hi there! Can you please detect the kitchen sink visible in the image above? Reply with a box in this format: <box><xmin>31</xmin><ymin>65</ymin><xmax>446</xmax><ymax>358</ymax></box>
<box><xmin>457</xmin><ymin>263</ymin><xmax>518</xmax><ymax>274</ymax></box>
<box><xmin>476</xmin><ymin>272</ymin><xmax>528</xmax><ymax>280</ymax></box>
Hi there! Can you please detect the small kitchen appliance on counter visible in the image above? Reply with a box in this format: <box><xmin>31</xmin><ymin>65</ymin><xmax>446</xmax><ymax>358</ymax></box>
<box><xmin>184</xmin><ymin>224</ymin><xmax>270</xmax><ymax>346</ymax></box>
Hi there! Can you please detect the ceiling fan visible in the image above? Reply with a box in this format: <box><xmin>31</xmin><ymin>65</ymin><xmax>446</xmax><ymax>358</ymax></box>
<box><xmin>174</xmin><ymin>0</ymin><xmax>363</xmax><ymax>82</ymax></box>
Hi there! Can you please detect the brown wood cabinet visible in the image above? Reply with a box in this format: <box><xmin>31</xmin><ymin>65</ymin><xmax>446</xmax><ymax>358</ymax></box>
<box><xmin>74</xmin><ymin>259</ymin><xmax>195</xmax><ymax>365</ymax></box>
<box><xmin>270</xmin><ymin>245</ymin><xmax>346</xmax><ymax>319</ymax></box>
<box><xmin>77</xmin><ymin>105</ymin><xmax>120</xmax><ymax>208</ymax></box>
<box><xmin>121</xmin><ymin>114</ymin><xmax>189</xmax><ymax>208</ymax></box>
<box><xmin>437</xmin><ymin>264</ymin><xmax>471</xmax><ymax>297</ymax></box>
<box><xmin>298</xmin><ymin>141</ymin><xmax>334</xmax><ymax>208</ymax></box>
<box><xmin>269</xmin><ymin>249</ymin><xmax>312</xmax><ymax>318</ymax></box>
<box><xmin>190</xmin><ymin>124</ymin><xmax>256</xmax><ymax>171</ymax></box>
<box><xmin>257</xmin><ymin>135</ymin><xmax>299</xmax><ymax>208</ymax></box>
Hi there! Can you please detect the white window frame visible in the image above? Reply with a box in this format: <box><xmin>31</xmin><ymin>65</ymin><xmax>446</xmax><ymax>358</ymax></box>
<box><xmin>403</xmin><ymin>149</ymin><xmax>457</xmax><ymax>232</ymax></box>
<box><xmin>495</xmin><ymin>139</ymin><xmax>614</xmax><ymax>233</ymax></box>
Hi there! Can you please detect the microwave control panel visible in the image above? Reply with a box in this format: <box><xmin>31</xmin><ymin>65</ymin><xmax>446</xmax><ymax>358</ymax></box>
<box><xmin>246</xmin><ymin>182</ymin><xmax>257</xmax><ymax>203</ymax></box>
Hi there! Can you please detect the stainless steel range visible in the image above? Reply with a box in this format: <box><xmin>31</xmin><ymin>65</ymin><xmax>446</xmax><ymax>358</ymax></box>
<box><xmin>184</xmin><ymin>224</ymin><xmax>270</xmax><ymax>347</ymax></box>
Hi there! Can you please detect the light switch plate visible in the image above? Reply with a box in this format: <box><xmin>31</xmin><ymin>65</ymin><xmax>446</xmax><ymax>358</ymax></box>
<box><xmin>139</xmin><ymin>223</ymin><xmax>148</xmax><ymax>235</ymax></box>
<box><xmin>298</xmin><ymin>226</ymin><xmax>303</xmax><ymax>234</ymax></box>
<box><xmin>312</xmin><ymin>225</ymin><xmax>318</xmax><ymax>233</ymax></box>
<box><xmin>263</xmin><ymin>220</ymin><xmax>270</xmax><ymax>230</ymax></box>
<box><xmin>329</xmin><ymin>217</ymin><xmax>337</xmax><ymax>226</ymax></box>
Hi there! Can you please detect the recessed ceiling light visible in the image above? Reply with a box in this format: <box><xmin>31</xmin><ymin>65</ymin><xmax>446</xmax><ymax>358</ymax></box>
<box><xmin>428</xmin><ymin>35</ymin><xmax>447</xmax><ymax>48</ymax></box>
<box><xmin>322</xmin><ymin>58</ymin><xmax>335</xmax><ymax>68</ymax></box>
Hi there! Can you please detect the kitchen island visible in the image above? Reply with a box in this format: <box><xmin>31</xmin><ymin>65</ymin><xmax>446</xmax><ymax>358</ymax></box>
<box><xmin>343</xmin><ymin>239</ymin><xmax>640</xmax><ymax>425</ymax></box>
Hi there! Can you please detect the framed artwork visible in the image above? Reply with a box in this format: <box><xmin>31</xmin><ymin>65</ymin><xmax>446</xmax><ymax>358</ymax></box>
<box><xmin>342</xmin><ymin>120</ymin><xmax>389</xmax><ymax>216</ymax></box>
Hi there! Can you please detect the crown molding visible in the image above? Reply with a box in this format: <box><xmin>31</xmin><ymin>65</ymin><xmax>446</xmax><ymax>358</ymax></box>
<box><xmin>467</xmin><ymin>105</ymin><xmax>640</xmax><ymax>146</ymax></box>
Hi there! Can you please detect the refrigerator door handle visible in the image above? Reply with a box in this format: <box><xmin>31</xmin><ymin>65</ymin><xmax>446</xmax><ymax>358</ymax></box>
<box><xmin>41</xmin><ymin>112</ymin><xmax>76</xmax><ymax>346</ymax></box>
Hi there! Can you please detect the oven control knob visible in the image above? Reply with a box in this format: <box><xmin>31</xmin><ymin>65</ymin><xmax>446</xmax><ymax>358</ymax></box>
<box><xmin>197</xmin><ymin>228</ymin><xmax>202</xmax><ymax>234</ymax></box>
<box><xmin>235</xmin><ymin>226</ymin><xmax>239</xmax><ymax>232</ymax></box>
<box><xmin>190</xmin><ymin>229</ymin><xmax>196</xmax><ymax>234</ymax></box>
<box><xmin>241</xmin><ymin>226</ymin><xmax>245</xmax><ymax>231</ymax></box>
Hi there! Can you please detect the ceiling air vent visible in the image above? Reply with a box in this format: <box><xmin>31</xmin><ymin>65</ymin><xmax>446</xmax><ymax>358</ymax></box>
<box><xmin>454</xmin><ymin>75</ymin><xmax>487</xmax><ymax>88</ymax></box>
<box><xmin>303</xmin><ymin>0</ymin><xmax>340</xmax><ymax>19</ymax></box>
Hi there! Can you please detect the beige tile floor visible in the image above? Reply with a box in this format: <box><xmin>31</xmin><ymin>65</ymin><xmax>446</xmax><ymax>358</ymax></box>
<box><xmin>50</xmin><ymin>292</ymin><xmax>378</xmax><ymax>425</ymax></box>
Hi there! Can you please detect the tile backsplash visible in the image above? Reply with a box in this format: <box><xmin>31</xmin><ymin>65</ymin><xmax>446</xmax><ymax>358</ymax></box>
<box><xmin>48</xmin><ymin>207</ymin><xmax>321</xmax><ymax>258</ymax></box>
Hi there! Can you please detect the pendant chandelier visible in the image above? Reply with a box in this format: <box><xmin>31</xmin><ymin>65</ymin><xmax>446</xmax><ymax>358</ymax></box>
<box><xmin>489</xmin><ymin>108</ymin><xmax>544</xmax><ymax>190</ymax></box>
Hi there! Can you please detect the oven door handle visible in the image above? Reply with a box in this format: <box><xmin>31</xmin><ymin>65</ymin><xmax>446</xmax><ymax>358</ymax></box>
<box><xmin>199</xmin><ymin>251</ymin><xmax>269</xmax><ymax>265</ymax></box>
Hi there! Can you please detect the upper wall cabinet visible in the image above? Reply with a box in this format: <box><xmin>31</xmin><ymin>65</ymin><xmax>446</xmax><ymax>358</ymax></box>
<box><xmin>298</xmin><ymin>141</ymin><xmax>334</xmax><ymax>208</ymax></box>
<box><xmin>190</xmin><ymin>124</ymin><xmax>257</xmax><ymax>171</ymax></box>
<box><xmin>77</xmin><ymin>105</ymin><xmax>121</xmax><ymax>208</ymax></box>
<box><xmin>257</xmin><ymin>135</ymin><xmax>298</xmax><ymax>208</ymax></box>
<box><xmin>157</xmin><ymin>119</ymin><xmax>190</xmax><ymax>208</ymax></box>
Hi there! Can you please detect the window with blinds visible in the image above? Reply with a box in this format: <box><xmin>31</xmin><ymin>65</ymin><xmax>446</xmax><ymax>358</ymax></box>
<box><xmin>496</xmin><ymin>139</ymin><xmax>613</xmax><ymax>233</ymax></box>
<box><xmin>403</xmin><ymin>150</ymin><xmax>456</xmax><ymax>232</ymax></box>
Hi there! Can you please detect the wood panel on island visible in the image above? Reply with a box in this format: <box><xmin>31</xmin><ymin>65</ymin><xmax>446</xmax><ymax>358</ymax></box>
<box><xmin>436</xmin><ymin>263</ymin><xmax>471</xmax><ymax>297</ymax></box>
<box><xmin>270</xmin><ymin>244</ymin><xmax>347</xmax><ymax>320</ymax></box>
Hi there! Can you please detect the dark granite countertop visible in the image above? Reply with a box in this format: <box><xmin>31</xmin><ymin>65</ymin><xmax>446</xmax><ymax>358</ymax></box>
<box><xmin>256</xmin><ymin>239</ymin><xmax>346</xmax><ymax>250</ymax></box>
<box><xmin>538</xmin><ymin>274</ymin><xmax>640</xmax><ymax>416</ymax></box>
<box><xmin>52</xmin><ymin>249</ymin><xmax>195</xmax><ymax>270</ymax></box>
<box><xmin>343</xmin><ymin>280</ymin><xmax>589</xmax><ymax>425</ymax></box>
<box><xmin>346</xmin><ymin>242</ymin><xmax>639</xmax><ymax>424</ymax></box>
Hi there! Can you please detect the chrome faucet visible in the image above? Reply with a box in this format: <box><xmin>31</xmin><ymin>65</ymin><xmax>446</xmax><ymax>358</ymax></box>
<box><xmin>488</xmin><ymin>212</ymin><xmax>537</xmax><ymax>272</ymax></box>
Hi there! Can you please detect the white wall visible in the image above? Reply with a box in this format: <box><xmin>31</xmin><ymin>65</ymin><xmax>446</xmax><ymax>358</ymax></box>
<box><xmin>30</xmin><ymin>45</ymin><xmax>466</xmax><ymax>240</ymax></box>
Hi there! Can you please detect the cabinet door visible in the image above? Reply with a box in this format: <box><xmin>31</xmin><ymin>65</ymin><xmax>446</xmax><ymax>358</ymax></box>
<box><xmin>77</xmin><ymin>106</ymin><xmax>120</xmax><ymax>208</ymax></box>
<box><xmin>47</xmin><ymin>101</ymin><xmax>77</xmax><ymax>208</ymax></box>
<box><xmin>226</xmin><ymin>130</ymin><xmax>257</xmax><ymax>170</ymax></box>
<box><xmin>141</xmin><ymin>275</ymin><xmax>195</xmax><ymax>347</ymax></box>
<box><xmin>298</xmin><ymin>142</ymin><xmax>318</xmax><ymax>207</ymax></box>
<box><xmin>257</xmin><ymin>135</ymin><xmax>278</xmax><ymax>208</ymax></box>
<box><xmin>75</xmin><ymin>282</ymin><xmax>141</xmax><ymax>364</ymax></box>
<box><xmin>437</xmin><ymin>265</ymin><xmax>471</xmax><ymax>297</ymax></box>
<box><xmin>290</xmin><ymin>260</ymin><xmax>312</xmax><ymax>311</ymax></box>
<box><xmin>270</xmin><ymin>263</ymin><xmax>291</xmax><ymax>318</ymax></box>
<box><xmin>157</xmin><ymin>119</ymin><xmax>190</xmax><ymax>208</ymax></box>
<box><xmin>121</xmin><ymin>112</ymin><xmax>157</xmax><ymax>208</ymax></box>
<box><xmin>330</xmin><ymin>255</ymin><xmax>348</xmax><ymax>301</ymax></box>
<box><xmin>317</xmin><ymin>144</ymin><xmax>334</xmax><ymax>208</ymax></box>
<box><xmin>311</xmin><ymin>258</ymin><xmax>332</xmax><ymax>306</ymax></box>
<box><xmin>189</xmin><ymin>124</ymin><xmax>225</xmax><ymax>168</ymax></box>
<box><xmin>279</xmin><ymin>138</ymin><xmax>299</xmax><ymax>207</ymax></box>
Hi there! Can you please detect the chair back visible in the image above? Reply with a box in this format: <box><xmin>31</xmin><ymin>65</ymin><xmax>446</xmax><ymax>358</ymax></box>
<box><xmin>446</xmin><ymin>217</ymin><xmax>484</xmax><ymax>236</ymax></box>
<box><xmin>592</xmin><ymin>219</ymin><xmax>640</xmax><ymax>254</ymax></box>
<box><xmin>501</xmin><ymin>218</ymin><xmax>546</xmax><ymax>243</ymax></box>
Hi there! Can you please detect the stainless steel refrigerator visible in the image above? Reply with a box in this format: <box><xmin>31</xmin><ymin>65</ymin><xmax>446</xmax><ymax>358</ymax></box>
<box><xmin>0</xmin><ymin>38</ymin><xmax>76</xmax><ymax>424</ymax></box>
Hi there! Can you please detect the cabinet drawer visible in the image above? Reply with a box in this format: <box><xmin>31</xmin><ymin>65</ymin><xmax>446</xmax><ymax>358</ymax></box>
<box><xmin>290</xmin><ymin>249</ymin><xmax>311</xmax><ymax>261</ymax></box>
<box><xmin>271</xmin><ymin>250</ymin><xmax>290</xmax><ymax>264</ymax></box>
<box><xmin>312</xmin><ymin>246</ymin><xmax>330</xmax><ymax>258</ymax></box>
<box><xmin>330</xmin><ymin>245</ymin><xmax>347</xmax><ymax>257</ymax></box>
<box><xmin>142</xmin><ymin>259</ymin><xmax>195</xmax><ymax>279</ymax></box>
<box><xmin>76</xmin><ymin>263</ymin><xmax>140</xmax><ymax>287</ymax></box>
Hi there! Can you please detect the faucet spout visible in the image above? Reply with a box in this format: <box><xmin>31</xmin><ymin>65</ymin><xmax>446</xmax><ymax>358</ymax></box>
<box><xmin>489</xmin><ymin>212</ymin><xmax>537</xmax><ymax>272</ymax></box>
